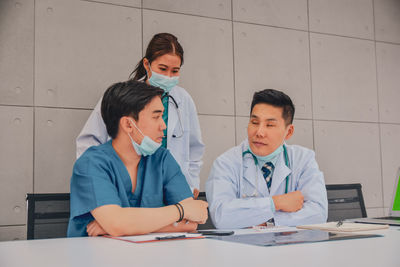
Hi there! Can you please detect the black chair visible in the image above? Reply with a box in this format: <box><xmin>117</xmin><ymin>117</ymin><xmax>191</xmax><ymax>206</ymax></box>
<box><xmin>325</xmin><ymin>184</ymin><xmax>367</xmax><ymax>222</ymax></box>
<box><xmin>197</xmin><ymin>192</ymin><xmax>216</xmax><ymax>230</ymax></box>
<box><xmin>26</xmin><ymin>193</ymin><xmax>70</xmax><ymax>240</ymax></box>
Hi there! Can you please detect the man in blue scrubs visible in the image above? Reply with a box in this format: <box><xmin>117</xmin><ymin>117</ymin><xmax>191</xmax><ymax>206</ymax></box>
<box><xmin>68</xmin><ymin>80</ymin><xmax>208</xmax><ymax>237</ymax></box>
<box><xmin>206</xmin><ymin>89</ymin><xmax>327</xmax><ymax>229</ymax></box>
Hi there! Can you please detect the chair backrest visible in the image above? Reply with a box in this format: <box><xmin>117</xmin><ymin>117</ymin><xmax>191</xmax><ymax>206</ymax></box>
<box><xmin>26</xmin><ymin>193</ymin><xmax>70</xmax><ymax>240</ymax></box>
<box><xmin>196</xmin><ymin>192</ymin><xmax>216</xmax><ymax>230</ymax></box>
<box><xmin>325</xmin><ymin>184</ymin><xmax>367</xmax><ymax>222</ymax></box>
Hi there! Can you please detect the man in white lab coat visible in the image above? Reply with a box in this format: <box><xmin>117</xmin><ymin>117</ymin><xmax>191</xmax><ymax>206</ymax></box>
<box><xmin>206</xmin><ymin>89</ymin><xmax>327</xmax><ymax>229</ymax></box>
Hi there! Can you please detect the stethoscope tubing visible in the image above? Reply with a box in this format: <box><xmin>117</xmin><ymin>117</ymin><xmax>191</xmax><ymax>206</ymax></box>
<box><xmin>163</xmin><ymin>93</ymin><xmax>184</xmax><ymax>138</ymax></box>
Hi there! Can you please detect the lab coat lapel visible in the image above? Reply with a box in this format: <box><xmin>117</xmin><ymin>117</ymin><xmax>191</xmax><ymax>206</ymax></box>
<box><xmin>269</xmin><ymin>151</ymin><xmax>291</xmax><ymax>195</ymax></box>
<box><xmin>241</xmin><ymin>140</ymin><xmax>265</xmax><ymax>197</ymax></box>
<box><xmin>242</xmin><ymin>154</ymin><xmax>259</xmax><ymax>190</ymax></box>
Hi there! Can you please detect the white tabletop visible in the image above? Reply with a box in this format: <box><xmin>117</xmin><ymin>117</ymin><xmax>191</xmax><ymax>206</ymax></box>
<box><xmin>1</xmin><ymin>227</ymin><xmax>399</xmax><ymax>267</ymax></box>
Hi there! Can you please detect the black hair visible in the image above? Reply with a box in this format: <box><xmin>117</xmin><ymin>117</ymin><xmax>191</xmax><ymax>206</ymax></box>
<box><xmin>250</xmin><ymin>89</ymin><xmax>295</xmax><ymax>125</ymax></box>
<box><xmin>101</xmin><ymin>80</ymin><xmax>164</xmax><ymax>139</ymax></box>
<box><xmin>130</xmin><ymin>33</ymin><xmax>184</xmax><ymax>80</ymax></box>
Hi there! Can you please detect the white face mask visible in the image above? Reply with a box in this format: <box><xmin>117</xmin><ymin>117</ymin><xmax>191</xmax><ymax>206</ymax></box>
<box><xmin>147</xmin><ymin>65</ymin><xmax>179</xmax><ymax>93</ymax></box>
<box><xmin>249</xmin><ymin>144</ymin><xmax>284</xmax><ymax>163</ymax></box>
<box><xmin>128</xmin><ymin>119</ymin><xmax>161</xmax><ymax>156</ymax></box>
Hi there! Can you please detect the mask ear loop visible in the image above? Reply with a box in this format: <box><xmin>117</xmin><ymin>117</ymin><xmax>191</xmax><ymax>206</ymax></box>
<box><xmin>144</xmin><ymin>59</ymin><xmax>152</xmax><ymax>79</ymax></box>
<box><xmin>127</xmin><ymin>118</ymin><xmax>145</xmax><ymax>147</ymax></box>
<box><xmin>129</xmin><ymin>119</ymin><xmax>145</xmax><ymax>137</ymax></box>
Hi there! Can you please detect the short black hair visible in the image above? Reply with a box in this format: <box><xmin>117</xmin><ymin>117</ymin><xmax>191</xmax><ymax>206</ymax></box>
<box><xmin>101</xmin><ymin>80</ymin><xmax>164</xmax><ymax>139</ymax></box>
<box><xmin>250</xmin><ymin>89</ymin><xmax>295</xmax><ymax>125</ymax></box>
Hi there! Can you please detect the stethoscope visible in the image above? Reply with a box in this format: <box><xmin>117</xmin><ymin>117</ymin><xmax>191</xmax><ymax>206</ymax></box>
<box><xmin>242</xmin><ymin>144</ymin><xmax>290</xmax><ymax>195</ymax></box>
<box><xmin>162</xmin><ymin>93</ymin><xmax>184</xmax><ymax>138</ymax></box>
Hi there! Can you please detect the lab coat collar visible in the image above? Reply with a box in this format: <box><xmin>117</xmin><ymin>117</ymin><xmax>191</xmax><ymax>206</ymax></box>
<box><xmin>169</xmin><ymin>87</ymin><xmax>182</xmax><ymax>105</ymax></box>
<box><xmin>241</xmin><ymin>139</ymin><xmax>266</xmax><ymax>197</ymax></box>
<box><xmin>269</xmin><ymin>150</ymin><xmax>291</xmax><ymax>195</ymax></box>
<box><xmin>242</xmin><ymin>152</ymin><xmax>260</xmax><ymax>191</ymax></box>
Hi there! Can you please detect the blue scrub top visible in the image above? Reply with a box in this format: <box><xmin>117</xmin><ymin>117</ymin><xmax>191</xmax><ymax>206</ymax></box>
<box><xmin>67</xmin><ymin>140</ymin><xmax>193</xmax><ymax>237</ymax></box>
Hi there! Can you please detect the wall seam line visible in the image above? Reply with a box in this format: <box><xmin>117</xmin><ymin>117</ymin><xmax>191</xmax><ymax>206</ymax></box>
<box><xmin>372</xmin><ymin>0</ymin><xmax>386</xmax><ymax>214</ymax></box>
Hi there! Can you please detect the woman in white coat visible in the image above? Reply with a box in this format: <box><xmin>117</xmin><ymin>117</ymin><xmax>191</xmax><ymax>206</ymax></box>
<box><xmin>76</xmin><ymin>33</ymin><xmax>204</xmax><ymax>194</ymax></box>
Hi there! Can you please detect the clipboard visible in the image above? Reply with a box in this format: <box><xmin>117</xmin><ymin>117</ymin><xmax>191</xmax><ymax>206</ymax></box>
<box><xmin>297</xmin><ymin>222</ymin><xmax>389</xmax><ymax>232</ymax></box>
<box><xmin>104</xmin><ymin>232</ymin><xmax>204</xmax><ymax>243</ymax></box>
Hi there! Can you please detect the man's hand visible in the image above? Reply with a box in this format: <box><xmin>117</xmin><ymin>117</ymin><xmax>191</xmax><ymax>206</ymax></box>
<box><xmin>180</xmin><ymin>198</ymin><xmax>208</xmax><ymax>224</ymax></box>
<box><xmin>272</xmin><ymin>191</ymin><xmax>304</xmax><ymax>212</ymax></box>
<box><xmin>193</xmin><ymin>188</ymin><xmax>200</xmax><ymax>200</ymax></box>
<box><xmin>87</xmin><ymin>220</ymin><xmax>107</xmax><ymax>236</ymax></box>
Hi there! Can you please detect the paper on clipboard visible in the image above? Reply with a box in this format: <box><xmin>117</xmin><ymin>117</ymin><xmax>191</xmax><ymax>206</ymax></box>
<box><xmin>104</xmin><ymin>232</ymin><xmax>204</xmax><ymax>243</ymax></box>
<box><xmin>297</xmin><ymin>222</ymin><xmax>389</xmax><ymax>232</ymax></box>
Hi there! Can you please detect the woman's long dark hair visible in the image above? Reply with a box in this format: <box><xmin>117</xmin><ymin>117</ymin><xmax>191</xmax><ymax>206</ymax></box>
<box><xmin>130</xmin><ymin>33</ymin><xmax>184</xmax><ymax>81</ymax></box>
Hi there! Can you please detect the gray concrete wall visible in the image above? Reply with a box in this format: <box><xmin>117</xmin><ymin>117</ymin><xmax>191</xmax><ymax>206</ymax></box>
<box><xmin>0</xmin><ymin>0</ymin><xmax>399</xmax><ymax>241</ymax></box>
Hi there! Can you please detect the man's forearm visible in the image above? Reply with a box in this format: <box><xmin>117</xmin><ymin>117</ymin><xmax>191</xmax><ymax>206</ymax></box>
<box><xmin>92</xmin><ymin>204</ymin><xmax>181</xmax><ymax>236</ymax></box>
<box><xmin>154</xmin><ymin>220</ymin><xmax>198</xmax><ymax>233</ymax></box>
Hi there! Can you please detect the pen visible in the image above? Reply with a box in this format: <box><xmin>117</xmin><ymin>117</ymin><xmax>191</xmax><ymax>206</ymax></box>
<box><xmin>336</xmin><ymin>220</ymin><xmax>343</xmax><ymax>227</ymax></box>
<box><xmin>155</xmin><ymin>235</ymin><xmax>186</xmax><ymax>240</ymax></box>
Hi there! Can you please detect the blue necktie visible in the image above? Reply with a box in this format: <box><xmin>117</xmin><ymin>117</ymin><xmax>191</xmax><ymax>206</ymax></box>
<box><xmin>261</xmin><ymin>162</ymin><xmax>274</xmax><ymax>191</ymax></box>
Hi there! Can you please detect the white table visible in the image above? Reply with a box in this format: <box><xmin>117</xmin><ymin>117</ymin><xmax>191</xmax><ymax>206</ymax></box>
<box><xmin>1</xmin><ymin>228</ymin><xmax>399</xmax><ymax>267</ymax></box>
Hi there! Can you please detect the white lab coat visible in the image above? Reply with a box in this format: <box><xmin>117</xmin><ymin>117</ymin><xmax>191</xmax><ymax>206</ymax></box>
<box><xmin>76</xmin><ymin>85</ymin><xmax>205</xmax><ymax>189</ymax></box>
<box><xmin>206</xmin><ymin>139</ymin><xmax>328</xmax><ymax>229</ymax></box>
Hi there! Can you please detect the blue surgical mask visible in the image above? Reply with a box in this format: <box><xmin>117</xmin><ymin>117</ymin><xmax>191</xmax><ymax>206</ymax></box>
<box><xmin>147</xmin><ymin>65</ymin><xmax>179</xmax><ymax>93</ymax></box>
<box><xmin>128</xmin><ymin>119</ymin><xmax>161</xmax><ymax>156</ymax></box>
<box><xmin>249</xmin><ymin>144</ymin><xmax>284</xmax><ymax>164</ymax></box>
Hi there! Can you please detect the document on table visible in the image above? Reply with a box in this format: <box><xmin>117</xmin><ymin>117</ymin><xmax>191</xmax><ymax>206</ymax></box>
<box><xmin>250</xmin><ymin>226</ymin><xmax>299</xmax><ymax>233</ymax></box>
<box><xmin>211</xmin><ymin>229</ymin><xmax>383</xmax><ymax>247</ymax></box>
<box><xmin>297</xmin><ymin>222</ymin><xmax>389</xmax><ymax>232</ymax></box>
<box><xmin>104</xmin><ymin>232</ymin><xmax>204</xmax><ymax>243</ymax></box>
